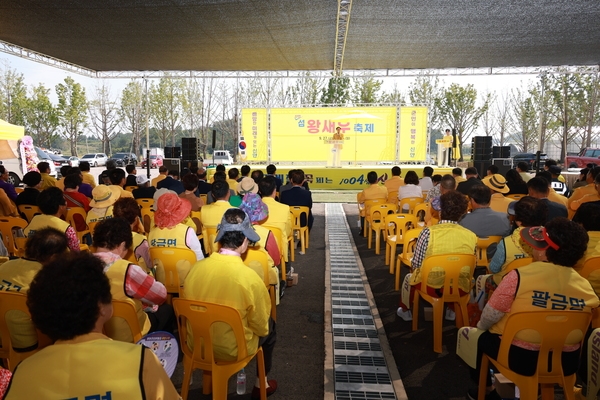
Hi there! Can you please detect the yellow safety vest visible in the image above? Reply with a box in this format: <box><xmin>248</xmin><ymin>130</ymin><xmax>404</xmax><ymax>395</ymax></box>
<box><xmin>492</xmin><ymin>227</ymin><xmax>532</xmax><ymax>285</ymax></box>
<box><xmin>148</xmin><ymin>223</ymin><xmax>191</xmax><ymax>250</ymax></box>
<box><xmin>23</xmin><ymin>214</ymin><xmax>70</xmax><ymax>237</ymax></box>
<box><xmin>104</xmin><ymin>259</ymin><xmax>150</xmax><ymax>343</ymax></box>
<box><xmin>4</xmin><ymin>337</ymin><xmax>144</xmax><ymax>399</ymax></box>
<box><xmin>490</xmin><ymin>262</ymin><xmax>599</xmax><ymax>343</ymax></box>
<box><xmin>86</xmin><ymin>206</ymin><xmax>114</xmax><ymax>224</ymax></box>
<box><xmin>410</xmin><ymin>223</ymin><xmax>476</xmax><ymax>292</ymax></box>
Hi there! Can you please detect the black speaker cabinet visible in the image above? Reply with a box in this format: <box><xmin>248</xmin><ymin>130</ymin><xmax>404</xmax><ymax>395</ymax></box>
<box><xmin>472</xmin><ymin>161</ymin><xmax>491</xmax><ymax>179</ymax></box>
<box><xmin>471</xmin><ymin>136</ymin><xmax>492</xmax><ymax>161</ymax></box>
<box><xmin>492</xmin><ymin>158</ymin><xmax>513</xmax><ymax>176</ymax></box>
<box><xmin>181</xmin><ymin>138</ymin><xmax>199</xmax><ymax>161</ymax></box>
<box><xmin>492</xmin><ymin>146</ymin><xmax>511</xmax><ymax>159</ymax></box>
<box><xmin>164</xmin><ymin>146</ymin><xmax>181</xmax><ymax>159</ymax></box>
<box><xmin>163</xmin><ymin>158</ymin><xmax>181</xmax><ymax>173</ymax></box>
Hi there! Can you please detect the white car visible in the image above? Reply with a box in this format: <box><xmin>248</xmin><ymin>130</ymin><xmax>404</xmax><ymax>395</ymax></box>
<box><xmin>68</xmin><ymin>156</ymin><xmax>80</xmax><ymax>167</ymax></box>
<box><xmin>80</xmin><ymin>153</ymin><xmax>108</xmax><ymax>167</ymax></box>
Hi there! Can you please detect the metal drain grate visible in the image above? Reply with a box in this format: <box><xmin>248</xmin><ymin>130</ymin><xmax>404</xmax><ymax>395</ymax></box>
<box><xmin>326</xmin><ymin>204</ymin><xmax>397</xmax><ymax>399</ymax></box>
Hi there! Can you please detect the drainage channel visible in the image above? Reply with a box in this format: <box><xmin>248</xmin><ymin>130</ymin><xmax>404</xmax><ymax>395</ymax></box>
<box><xmin>325</xmin><ymin>203</ymin><xmax>401</xmax><ymax>400</ymax></box>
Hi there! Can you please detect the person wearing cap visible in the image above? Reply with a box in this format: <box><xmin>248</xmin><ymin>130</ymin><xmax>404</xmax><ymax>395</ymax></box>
<box><xmin>37</xmin><ymin>161</ymin><xmax>57</xmax><ymax>191</ymax></box>
<box><xmin>482</xmin><ymin>173</ymin><xmax>512</xmax><ymax>214</ymax></box>
<box><xmin>86</xmin><ymin>185</ymin><xmax>119</xmax><ymax>224</ymax></box>
<box><xmin>239</xmin><ymin>193</ymin><xmax>281</xmax><ymax>285</ymax></box>
<box><xmin>183</xmin><ymin>208</ymin><xmax>277</xmax><ymax>399</ymax></box>
<box><xmin>132</xmin><ymin>174</ymin><xmax>156</xmax><ymax>199</ymax></box>
<box><xmin>259</xmin><ymin>176</ymin><xmax>293</xmax><ymax>262</ymax></box>
<box><xmin>179</xmin><ymin>174</ymin><xmax>204</xmax><ymax>212</ymax></box>
<box><xmin>466</xmin><ymin>218</ymin><xmax>599</xmax><ymax>400</ymax></box>
<box><xmin>459</xmin><ymin>185</ymin><xmax>511</xmax><ymax>259</ymax></box>
<box><xmin>201</xmin><ymin>181</ymin><xmax>236</xmax><ymax>228</ymax></box>
<box><xmin>108</xmin><ymin>168</ymin><xmax>134</xmax><ymax>199</ymax></box>
<box><xmin>487</xmin><ymin>196</ymin><xmax>547</xmax><ymax>290</ymax></box>
<box><xmin>16</xmin><ymin>171</ymin><xmax>42</xmax><ymax>207</ymax></box>
<box><xmin>24</xmin><ymin>187</ymin><xmax>79</xmax><ymax>253</ymax></box>
<box><xmin>569</xmin><ymin>173</ymin><xmax>600</xmax><ymax>213</ymax></box>
<box><xmin>397</xmin><ymin>191</ymin><xmax>477</xmax><ymax>322</ymax></box>
<box><xmin>456</xmin><ymin>167</ymin><xmax>483</xmax><ymax>195</ymax></box>
<box><xmin>93</xmin><ymin>218</ymin><xmax>173</xmax><ymax>343</ymax></box>
<box><xmin>549</xmin><ymin>164</ymin><xmax>569</xmax><ymax>197</ymax></box>
<box><xmin>157</xmin><ymin>169</ymin><xmax>184</xmax><ymax>194</ymax></box>
<box><xmin>151</xmin><ymin>165</ymin><xmax>169</xmax><ymax>188</ymax></box>
<box><xmin>280</xmin><ymin>169</ymin><xmax>314</xmax><ymax>231</ymax></box>
<box><xmin>526</xmin><ymin>177</ymin><xmax>567</xmax><ymax>222</ymax></box>
<box><xmin>149</xmin><ymin>192</ymin><xmax>204</xmax><ymax>264</ymax></box>
<box><xmin>113</xmin><ymin>198</ymin><xmax>152</xmax><ymax>272</ymax></box>
<box><xmin>3</xmin><ymin>253</ymin><xmax>180</xmax><ymax>400</ymax></box>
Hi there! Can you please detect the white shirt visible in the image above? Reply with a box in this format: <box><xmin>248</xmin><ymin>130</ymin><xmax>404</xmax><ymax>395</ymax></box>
<box><xmin>419</xmin><ymin>177</ymin><xmax>433</xmax><ymax>191</ymax></box>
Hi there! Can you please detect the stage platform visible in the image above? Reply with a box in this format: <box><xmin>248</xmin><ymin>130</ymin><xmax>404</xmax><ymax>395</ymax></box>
<box><xmin>212</xmin><ymin>164</ymin><xmax>454</xmax><ymax>190</ymax></box>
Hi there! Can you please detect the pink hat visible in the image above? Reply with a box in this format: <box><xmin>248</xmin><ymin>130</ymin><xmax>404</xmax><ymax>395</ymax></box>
<box><xmin>154</xmin><ymin>193</ymin><xmax>192</xmax><ymax>228</ymax></box>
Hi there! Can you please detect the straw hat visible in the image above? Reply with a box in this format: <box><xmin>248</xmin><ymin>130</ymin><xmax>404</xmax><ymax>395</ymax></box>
<box><xmin>237</xmin><ymin>177</ymin><xmax>258</xmax><ymax>195</ymax></box>
<box><xmin>154</xmin><ymin>193</ymin><xmax>192</xmax><ymax>229</ymax></box>
<box><xmin>89</xmin><ymin>186</ymin><xmax>120</xmax><ymax>208</ymax></box>
<box><xmin>483</xmin><ymin>174</ymin><xmax>509</xmax><ymax>194</ymax></box>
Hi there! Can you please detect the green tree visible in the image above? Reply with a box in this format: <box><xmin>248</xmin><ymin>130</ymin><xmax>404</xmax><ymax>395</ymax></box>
<box><xmin>510</xmin><ymin>86</ymin><xmax>538</xmax><ymax>152</ymax></box>
<box><xmin>574</xmin><ymin>72</ymin><xmax>600</xmax><ymax>150</ymax></box>
<box><xmin>119</xmin><ymin>80</ymin><xmax>146</xmax><ymax>156</ymax></box>
<box><xmin>381</xmin><ymin>83</ymin><xmax>405</xmax><ymax>104</ymax></box>
<box><xmin>288</xmin><ymin>72</ymin><xmax>324</xmax><ymax>106</ymax></box>
<box><xmin>25</xmin><ymin>84</ymin><xmax>59</xmax><ymax>148</ymax></box>
<box><xmin>89</xmin><ymin>83</ymin><xmax>120</xmax><ymax>155</ymax></box>
<box><xmin>351</xmin><ymin>75</ymin><xmax>383</xmax><ymax>105</ymax></box>
<box><xmin>320</xmin><ymin>75</ymin><xmax>351</xmax><ymax>106</ymax></box>
<box><xmin>0</xmin><ymin>64</ymin><xmax>28</xmax><ymax>126</ymax></box>
<box><xmin>546</xmin><ymin>72</ymin><xmax>583</xmax><ymax>161</ymax></box>
<box><xmin>56</xmin><ymin>76</ymin><xmax>88</xmax><ymax>156</ymax></box>
<box><xmin>408</xmin><ymin>74</ymin><xmax>443</xmax><ymax>129</ymax></box>
<box><xmin>435</xmin><ymin>83</ymin><xmax>489</xmax><ymax>160</ymax></box>
<box><xmin>528</xmin><ymin>73</ymin><xmax>553</xmax><ymax>153</ymax></box>
<box><xmin>149</xmin><ymin>75</ymin><xmax>184</xmax><ymax>147</ymax></box>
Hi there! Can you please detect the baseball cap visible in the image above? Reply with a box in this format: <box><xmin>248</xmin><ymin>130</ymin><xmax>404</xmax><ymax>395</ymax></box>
<box><xmin>136</xmin><ymin>175</ymin><xmax>150</xmax><ymax>185</ymax></box>
<box><xmin>520</xmin><ymin>226</ymin><xmax>560</xmax><ymax>251</ymax></box>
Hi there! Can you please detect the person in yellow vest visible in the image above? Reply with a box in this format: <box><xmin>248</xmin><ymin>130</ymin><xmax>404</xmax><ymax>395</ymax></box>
<box><xmin>0</xmin><ymin>228</ymin><xmax>69</xmax><ymax>352</ymax></box>
<box><xmin>151</xmin><ymin>165</ymin><xmax>169</xmax><ymax>187</ymax></box>
<box><xmin>108</xmin><ymin>168</ymin><xmax>134</xmax><ymax>199</ymax></box>
<box><xmin>86</xmin><ymin>185</ymin><xmax>119</xmax><ymax>224</ymax></box>
<box><xmin>183</xmin><ymin>208</ymin><xmax>277</xmax><ymax>399</ymax></box>
<box><xmin>482</xmin><ymin>174</ymin><xmax>513</xmax><ymax>214</ymax></box>
<box><xmin>239</xmin><ymin>192</ymin><xmax>281</xmax><ymax>285</ymax></box>
<box><xmin>384</xmin><ymin>166</ymin><xmax>405</xmax><ymax>193</ymax></box>
<box><xmin>201</xmin><ymin>180</ymin><xmax>236</xmax><ymax>227</ymax></box>
<box><xmin>23</xmin><ymin>187</ymin><xmax>79</xmax><ymax>253</ymax></box>
<box><xmin>486</xmin><ymin>196</ymin><xmax>547</xmax><ymax>291</ymax></box>
<box><xmin>259</xmin><ymin>176</ymin><xmax>293</xmax><ymax>262</ymax></box>
<box><xmin>37</xmin><ymin>161</ymin><xmax>57</xmax><ymax>191</ymax></box>
<box><xmin>569</xmin><ymin>173</ymin><xmax>600</xmax><ymax>214</ymax></box>
<box><xmin>357</xmin><ymin>171</ymin><xmax>388</xmax><ymax>232</ymax></box>
<box><xmin>452</xmin><ymin>167</ymin><xmax>466</xmax><ymax>184</ymax></box>
<box><xmin>79</xmin><ymin>160</ymin><xmax>97</xmax><ymax>188</ymax></box>
<box><xmin>149</xmin><ymin>192</ymin><xmax>204</xmax><ymax>268</ymax></box>
<box><xmin>112</xmin><ymin>197</ymin><xmax>151</xmax><ymax>272</ymax></box>
<box><xmin>3</xmin><ymin>252</ymin><xmax>180</xmax><ymax>400</ymax></box>
<box><xmin>572</xmin><ymin>202</ymin><xmax>600</xmax><ymax>297</ymax></box>
<box><xmin>464</xmin><ymin>218</ymin><xmax>599</xmax><ymax>400</ymax></box>
<box><xmin>93</xmin><ymin>218</ymin><xmax>174</xmax><ymax>343</ymax></box>
<box><xmin>397</xmin><ymin>191</ymin><xmax>477</xmax><ymax>321</ymax></box>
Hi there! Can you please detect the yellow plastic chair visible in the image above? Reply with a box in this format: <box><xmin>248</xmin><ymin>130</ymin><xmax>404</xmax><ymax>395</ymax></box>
<box><xmin>289</xmin><ymin>206</ymin><xmax>310</xmax><ymax>255</ymax></box>
<box><xmin>0</xmin><ymin>291</ymin><xmax>53</xmax><ymax>371</ymax></box>
<box><xmin>87</xmin><ymin>220</ymin><xmax>99</xmax><ymax>239</ymax></box>
<box><xmin>395</xmin><ymin>227</ymin><xmax>423</xmax><ymax>290</ymax></box>
<box><xmin>502</xmin><ymin>257</ymin><xmax>533</xmax><ymax>275</ymax></box>
<box><xmin>362</xmin><ymin>198</ymin><xmax>387</xmax><ymax>237</ymax></box>
<box><xmin>135</xmin><ymin>198</ymin><xmax>154</xmax><ymax>209</ymax></box>
<box><xmin>65</xmin><ymin>207</ymin><xmax>90</xmax><ymax>243</ymax></box>
<box><xmin>387</xmin><ymin>190</ymin><xmax>398</xmax><ymax>206</ymax></box>
<box><xmin>149</xmin><ymin>247</ymin><xmax>197</xmax><ymax>297</ymax></box>
<box><xmin>384</xmin><ymin>213</ymin><xmax>418</xmax><ymax>270</ymax></box>
<box><xmin>578</xmin><ymin>256</ymin><xmax>600</xmax><ymax>280</ymax></box>
<box><xmin>265</xmin><ymin>226</ymin><xmax>288</xmax><ymax>281</ymax></box>
<box><xmin>14</xmin><ymin>187</ymin><xmax>23</xmax><ymax>194</ymax></box>
<box><xmin>104</xmin><ymin>299</ymin><xmax>144</xmax><ymax>343</ymax></box>
<box><xmin>367</xmin><ymin>203</ymin><xmax>396</xmax><ymax>254</ymax></box>
<box><xmin>413</xmin><ymin>202</ymin><xmax>429</xmax><ymax>225</ymax></box>
<box><xmin>476</xmin><ymin>236</ymin><xmax>502</xmax><ymax>270</ymax></box>
<box><xmin>17</xmin><ymin>205</ymin><xmax>40</xmax><ymax>222</ymax></box>
<box><xmin>242</xmin><ymin>249</ymin><xmax>277</xmax><ymax>322</ymax></box>
<box><xmin>199</xmin><ymin>194</ymin><xmax>208</xmax><ymax>205</ymax></box>
<box><xmin>172</xmin><ymin>299</ymin><xmax>267</xmax><ymax>400</ymax></box>
<box><xmin>124</xmin><ymin>185</ymin><xmax>137</xmax><ymax>192</ymax></box>
<box><xmin>0</xmin><ymin>217</ymin><xmax>27</xmax><ymax>257</ymax></box>
<box><xmin>399</xmin><ymin>196</ymin><xmax>425</xmax><ymax>214</ymax></box>
<box><xmin>477</xmin><ymin>311</ymin><xmax>591</xmax><ymax>400</ymax></box>
<box><xmin>505</xmin><ymin>194</ymin><xmax>526</xmax><ymax>201</ymax></box>
<box><xmin>189</xmin><ymin>210</ymin><xmax>204</xmax><ymax>240</ymax></box>
<box><xmin>140</xmin><ymin>207</ymin><xmax>154</xmax><ymax>234</ymax></box>
<box><xmin>412</xmin><ymin>254</ymin><xmax>476</xmax><ymax>353</ymax></box>
<box><xmin>201</xmin><ymin>225</ymin><xmax>219</xmax><ymax>255</ymax></box>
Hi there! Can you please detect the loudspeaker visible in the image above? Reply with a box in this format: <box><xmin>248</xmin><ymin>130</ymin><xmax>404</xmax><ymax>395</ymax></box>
<box><xmin>181</xmin><ymin>138</ymin><xmax>199</xmax><ymax>161</ymax></box>
<box><xmin>471</xmin><ymin>136</ymin><xmax>492</xmax><ymax>161</ymax></box>
<box><xmin>163</xmin><ymin>158</ymin><xmax>181</xmax><ymax>173</ymax></box>
<box><xmin>212</xmin><ymin>130</ymin><xmax>216</xmax><ymax>149</ymax></box>
<box><xmin>492</xmin><ymin>146</ymin><xmax>511</xmax><ymax>159</ymax></box>
<box><xmin>472</xmin><ymin>160</ymin><xmax>490</xmax><ymax>179</ymax></box>
<box><xmin>164</xmin><ymin>146</ymin><xmax>181</xmax><ymax>158</ymax></box>
<box><xmin>492</xmin><ymin>158</ymin><xmax>513</xmax><ymax>176</ymax></box>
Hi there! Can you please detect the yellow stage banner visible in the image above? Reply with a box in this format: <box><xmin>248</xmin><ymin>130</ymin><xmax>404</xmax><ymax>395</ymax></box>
<box><xmin>239</xmin><ymin>109</ymin><xmax>268</xmax><ymax>162</ymax></box>
<box><xmin>269</xmin><ymin>107</ymin><xmax>397</xmax><ymax>163</ymax></box>
<box><xmin>399</xmin><ymin>107</ymin><xmax>428</xmax><ymax>162</ymax></box>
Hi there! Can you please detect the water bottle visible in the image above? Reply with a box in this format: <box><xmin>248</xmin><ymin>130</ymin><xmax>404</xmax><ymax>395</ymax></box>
<box><xmin>236</xmin><ymin>368</ymin><xmax>246</xmax><ymax>395</ymax></box>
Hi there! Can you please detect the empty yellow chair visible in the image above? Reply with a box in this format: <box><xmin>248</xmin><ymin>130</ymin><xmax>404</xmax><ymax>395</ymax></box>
<box><xmin>367</xmin><ymin>203</ymin><xmax>396</xmax><ymax>255</ymax></box>
<box><xmin>289</xmin><ymin>206</ymin><xmax>310</xmax><ymax>255</ymax></box>
<box><xmin>399</xmin><ymin>196</ymin><xmax>424</xmax><ymax>214</ymax></box>
<box><xmin>172</xmin><ymin>299</ymin><xmax>267</xmax><ymax>400</ymax></box>
<box><xmin>362</xmin><ymin>198</ymin><xmax>387</xmax><ymax>237</ymax></box>
<box><xmin>0</xmin><ymin>217</ymin><xmax>27</xmax><ymax>257</ymax></box>
<box><xmin>384</xmin><ymin>213</ymin><xmax>418</xmax><ymax>271</ymax></box>
<box><xmin>412</xmin><ymin>254</ymin><xmax>476</xmax><ymax>353</ymax></box>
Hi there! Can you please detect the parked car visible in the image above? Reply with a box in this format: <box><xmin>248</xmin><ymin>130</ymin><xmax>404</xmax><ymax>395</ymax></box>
<box><xmin>109</xmin><ymin>152</ymin><xmax>137</xmax><ymax>167</ymax></box>
<box><xmin>565</xmin><ymin>148</ymin><xmax>600</xmax><ymax>169</ymax></box>
<box><xmin>34</xmin><ymin>147</ymin><xmax>58</xmax><ymax>178</ymax></box>
<box><xmin>141</xmin><ymin>154</ymin><xmax>164</xmax><ymax>168</ymax></box>
<box><xmin>47</xmin><ymin>152</ymin><xmax>70</xmax><ymax>168</ymax></box>
<box><xmin>80</xmin><ymin>153</ymin><xmax>108</xmax><ymax>167</ymax></box>
<box><xmin>511</xmin><ymin>152</ymin><xmax>548</xmax><ymax>170</ymax></box>
<box><xmin>68</xmin><ymin>156</ymin><xmax>80</xmax><ymax>167</ymax></box>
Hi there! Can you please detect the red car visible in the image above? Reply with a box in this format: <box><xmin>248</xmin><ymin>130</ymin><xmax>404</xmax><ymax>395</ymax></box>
<box><xmin>141</xmin><ymin>155</ymin><xmax>164</xmax><ymax>168</ymax></box>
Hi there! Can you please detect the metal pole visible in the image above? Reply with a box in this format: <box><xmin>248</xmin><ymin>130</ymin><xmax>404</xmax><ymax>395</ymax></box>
<box><xmin>145</xmin><ymin>78</ymin><xmax>150</xmax><ymax>179</ymax></box>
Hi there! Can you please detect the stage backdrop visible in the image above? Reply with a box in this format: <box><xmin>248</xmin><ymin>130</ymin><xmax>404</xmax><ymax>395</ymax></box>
<box><xmin>239</xmin><ymin>107</ymin><xmax>428</xmax><ymax>164</ymax></box>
